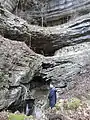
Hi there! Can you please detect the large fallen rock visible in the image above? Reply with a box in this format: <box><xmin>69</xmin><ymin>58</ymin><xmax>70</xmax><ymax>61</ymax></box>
<box><xmin>0</xmin><ymin>35</ymin><xmax>43</xmax><ymax>111</ymax></box>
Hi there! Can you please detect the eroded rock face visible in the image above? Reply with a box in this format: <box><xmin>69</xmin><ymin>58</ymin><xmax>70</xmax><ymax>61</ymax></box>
<box><xmin>0</xmin><ymin>35</ymin><xmax>43</xmax><ymax>111</ymax></box>
<box><xmin>39</xmin><ymin>42</ymin><xmax>90</xmax><ymax>98</ymax></box>
<box><xmin>45</xmin><ymin>0</ymin><xmax>90</xmax><ymax>26</ymax></box>
<box><xmin>2</xmin><ymin>0</ymin><xmax>89</xmax><ymax>26</ymax></box>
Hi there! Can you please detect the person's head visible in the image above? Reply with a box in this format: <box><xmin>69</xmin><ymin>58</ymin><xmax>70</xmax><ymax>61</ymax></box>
<box><xmin>50</xmin><ymin>84</ymin><xmax>54</xmax><ymax>89</ymax></box>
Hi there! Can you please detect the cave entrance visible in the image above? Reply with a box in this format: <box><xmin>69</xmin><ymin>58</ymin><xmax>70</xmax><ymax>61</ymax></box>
<box><xmin>30</xmin><ymin>76</ymin><xmax>50</xmax><ymax>118</ymax></box>
<box><xmin>30</xmin><ymin>76</ymin><xmax>48</xmax><ymax>89</ymax></box>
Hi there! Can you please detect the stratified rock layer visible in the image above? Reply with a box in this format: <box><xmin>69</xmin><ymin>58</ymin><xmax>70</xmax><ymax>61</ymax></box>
<box><xmin>40</xmin><ymin>42</ymin><xmax>90</xmax><ymax>98</ymax></box>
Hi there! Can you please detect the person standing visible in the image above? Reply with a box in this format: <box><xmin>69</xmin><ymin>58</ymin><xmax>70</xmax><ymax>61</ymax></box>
<box><xmin>48</xmin><ymin>84</ymin><xmax>57</xmax><ymax>108</ymax></box>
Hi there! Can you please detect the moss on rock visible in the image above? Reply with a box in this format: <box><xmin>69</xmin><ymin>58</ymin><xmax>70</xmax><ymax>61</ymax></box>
<box><xmin>8</xmin><ymin>113</ymin><xmax>34</xmax><ymax>120</ymax></box>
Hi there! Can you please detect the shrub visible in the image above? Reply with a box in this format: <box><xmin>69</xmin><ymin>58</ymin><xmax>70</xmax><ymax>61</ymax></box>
<box><xmin>64</xmin><ymin>98</ymin><xmax>81</xmax><ymax>110</ymax></box>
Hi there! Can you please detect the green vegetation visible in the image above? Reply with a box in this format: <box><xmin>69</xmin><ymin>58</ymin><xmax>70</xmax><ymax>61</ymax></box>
<box><xmin>55</xmin><ymin>98</ymin><xmax>81</xmax><ymax>111</ymax></box>
<box><xmin>8</xmin><ymin>113</ymin><xmax>34</xmax><ymax>120</ymax></box>
<box><xmin>55</xmin><ymin>99</ymin><xmax>64</xmax><ymax>110</ymax></box>
<box><xmin>65</xmin><ymin>98</ymin><xmax>81</xmax><ymax>110</ymax></box>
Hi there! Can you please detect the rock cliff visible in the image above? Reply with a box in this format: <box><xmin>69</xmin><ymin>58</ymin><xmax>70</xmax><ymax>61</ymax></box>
<box><xmin>0</xmin><ymin>0</ymin><xmax>90</xmax><ymax>118</ymax></box>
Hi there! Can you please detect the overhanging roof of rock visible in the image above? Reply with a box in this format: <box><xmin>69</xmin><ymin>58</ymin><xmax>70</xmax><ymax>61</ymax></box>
<box><xmin>0</xmin><ymin>1</ymin><xmax>90</xmax><ymax>55</ymax></box>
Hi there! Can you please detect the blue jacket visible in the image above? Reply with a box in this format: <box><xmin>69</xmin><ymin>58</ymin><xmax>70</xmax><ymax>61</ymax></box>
<box><xmin>48</xmin><ymin>88</ymin><xmax>57</xmax><ymax>108</ymax></box>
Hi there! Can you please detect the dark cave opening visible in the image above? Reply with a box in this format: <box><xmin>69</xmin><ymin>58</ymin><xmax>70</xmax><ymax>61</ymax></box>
<box><xmin>31</xmin><ymin>46</ymin><xmax>59</xmax><ymax>56</ymax></box>
<box><xmin>30</xmin><ymin>76</ymin><xmax>49</xmax><ymax>89</ymax></box>
<box><xmin>47</xmin><ymin>15</ymin><xmax>71</xmax><ymax>26</ymax></box>
<box><xmin>7</xmin><ymin>98</ymin><xmax>35</xmax><ymax>115</ymax></box>
<box><xmin>7</xmin><ymin>100</ymin><xmax>25</xmax><ymax>113</ymax></box>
